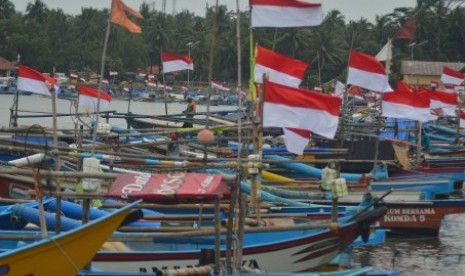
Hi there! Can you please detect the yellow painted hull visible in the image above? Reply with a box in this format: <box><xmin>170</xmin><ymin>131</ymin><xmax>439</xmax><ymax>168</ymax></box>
<box><xmin>0</xmin><ymin>201</ymin><xmax>138</xmax><ymax>276</ymax></box>
<box><xmin>262</xmin><ymin>170</ymin><xmax>297</xmax><ymax>185</ymax></box>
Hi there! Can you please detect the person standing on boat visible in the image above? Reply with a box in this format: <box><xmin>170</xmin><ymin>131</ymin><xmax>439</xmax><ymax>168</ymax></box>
<box><xmin>182</xmin><ymin>97</ymin><xmax>196</xmax><ymax>128</ymax></box>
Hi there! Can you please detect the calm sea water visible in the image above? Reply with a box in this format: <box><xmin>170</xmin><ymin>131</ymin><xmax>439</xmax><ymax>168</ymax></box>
<box><xmin>1</xmin><ymin>94</ymin><xmax>464</xmax><ymax>275</ymax></box>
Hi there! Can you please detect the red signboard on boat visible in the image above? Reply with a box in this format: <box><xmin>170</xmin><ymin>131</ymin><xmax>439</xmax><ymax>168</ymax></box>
<box><xmin>108</xmin><ymin>172</ymin><xmax>229</xmax><ymax>203</ymax></box>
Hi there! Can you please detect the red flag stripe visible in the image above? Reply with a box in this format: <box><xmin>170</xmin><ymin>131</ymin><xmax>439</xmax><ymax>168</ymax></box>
<box><xmin>263</xmin><ymin>80</ymin><xmax>341</xmax><ymax>116</ymax></box>
<box><xmin>255</xmin><ymin>46</ymin><xmax>309</xmax><ymax>80</ymax></box>
<box><xmin>349</xmin><ymin>50</ymin><xmax>387</xmax><ymax>75</ymax></box>
<box><xmin>161</xmin><ymin>51</ymin><xmax>193</xmax><ymax>64</ymax></box>
<box><xmin>79</xmin><ymin>86</ymin><xmax>112</xmax><ymax>101</ymax></box>
<box><xmin>443</xmin><ymin>66</ymin><xmax>465</xmax><ymax>79</ymax></box>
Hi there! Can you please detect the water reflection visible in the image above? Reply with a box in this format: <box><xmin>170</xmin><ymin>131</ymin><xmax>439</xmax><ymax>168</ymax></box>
<box><xmin>352</xmin><ymin>214</ymin><xmax>465</xmax><ymax>275</ymax></box>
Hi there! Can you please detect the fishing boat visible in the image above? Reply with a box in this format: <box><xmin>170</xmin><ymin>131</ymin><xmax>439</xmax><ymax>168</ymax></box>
<box><xmin>0</xmin><ymin>200</ymin><xmax>139</xmax><ymax>275</ymax></box>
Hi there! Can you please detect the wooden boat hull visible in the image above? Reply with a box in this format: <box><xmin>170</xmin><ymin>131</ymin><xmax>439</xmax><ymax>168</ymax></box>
<box><xmin>0</xmin><ymin>201</ymin><xmax>138</xmax><ymax>275</ymax></box>
<box><xmin>378</xmin><ymin>200</ymin><xmax>465</xmax><ymax>235</ymax></box>
<box><xmin>92</xmin><ymin>207</ymin><xmax>387</xmax><ymax>273</ymax></box>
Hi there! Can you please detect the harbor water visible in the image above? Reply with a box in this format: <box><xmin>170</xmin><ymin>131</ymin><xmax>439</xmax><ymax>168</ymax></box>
<box><xmin>1</xmin><ymin>94</ymin><xmax>464</xmax><ymax>275</ymax></box>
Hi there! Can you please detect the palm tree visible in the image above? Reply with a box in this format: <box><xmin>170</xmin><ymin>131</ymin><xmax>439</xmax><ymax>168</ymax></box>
<box><xmin>0</xmin><ymin>0</ymin><xmax>15</xmax><ymax>19</ymax></box>
<box><xmin>25</xmin><ymin>0</ymin><xmax>48</xmax><ymax>23</ymax></box>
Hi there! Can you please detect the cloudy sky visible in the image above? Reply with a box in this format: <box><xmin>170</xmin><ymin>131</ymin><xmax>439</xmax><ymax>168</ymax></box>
<box><xmin>13</xmin><ymin>0</ymin><xmax>416</xmax><ymax>22</ymax></box>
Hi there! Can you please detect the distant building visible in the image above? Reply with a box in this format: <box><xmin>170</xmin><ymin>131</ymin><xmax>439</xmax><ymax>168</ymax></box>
<box><xmin>401</xmin><ymin>60</ymin><xmax>465</xmax><ymax>87</ymax></box>
<box><xmin>0</xmin><ymin>56</ymin><xmax>16</xmax><ymax>77</ymax></box>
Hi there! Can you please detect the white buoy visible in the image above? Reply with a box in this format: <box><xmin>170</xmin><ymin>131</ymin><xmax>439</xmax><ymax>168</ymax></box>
<box><xmin>82</xmin><ymin>157</ymin><xmax>101</xmax><ymax>191</ymax></box>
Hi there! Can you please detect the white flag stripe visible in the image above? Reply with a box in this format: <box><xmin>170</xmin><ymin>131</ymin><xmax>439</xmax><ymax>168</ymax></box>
<box><xmin>163</xmin><ymin>60</ymin><xmax>193</xmax><ymax>73</ymax></box>
<box><xmin>347</xmin><ymin>67</ymin><xmax>392</xmax><ymax>93</ymax></box>
<box><xmin>79</xmin><ymin>94</ymin><xmax>110</xmax><ymax>110</ymax></box>
<box><xmin>252</xmin><ymin>5</ymin><xmax>323</xmax><ymax>28</ymax></box>
<box><xmin>282</xmin><ymin>128</ymin><xmax>309</xmax><ymax>155</ymax></box>
<box><xmin>441</xmin><ymin>74</ymin><xmax>463</xmax><ymax>86</ymax></box>
<box><xmin>17</xmin><ymin>77</ymin><xmax>51</xmax><ymax>96</ymax></box>
<box><xmin>254</xmin><ymin>64</ymin><xmax>303</xmax><ymax>87</ymax></box>
<box><xmin>382</xmin><ymin>101</ymin><xmax>431</xmax><ymax>122</ymax></box>
<box><xmin>441</xmin><ymin>106</ymin><xmax>456</xmax><ymax>117</ymax></box>
<box><xmin>263</xmin><ymin>103</ymin><xmax>339</xmax><ymax>139</ymax></box>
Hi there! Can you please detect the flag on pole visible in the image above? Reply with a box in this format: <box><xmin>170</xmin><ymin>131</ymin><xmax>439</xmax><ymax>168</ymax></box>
<box><xmin>281</xmin><ymin>128</ymin><xmax>311</xmax><ymax>155</ymax></box>
<box><xmin>393</xmin><ymin>18</ymin><xmax>416</xmax><ymax>41</ymax></box>
<box><xmin>263</xmin><ymin>80</ymin><xmax>342</xmax><ymax>139</ymax></box>
<box><xmin>428</xmin><ymin>89</ymin><xmax>458</xmax><ymax>117</ymax></box>
<box><xmin>17</xmin><ymin>64</ymin><xmax>57</xmax><ymax>97</ymax></box>
<box><xmin>251</xmin><ymin>0</ymin><xmax>323</xmax><ymax>28</ymax></box>
<box><xmin>109</xmin><ymin>70</ymin><xmax>118</xmax><ymax>76</ymax></box>
<box><xmin>347</xmin><ymin>50</ymin><xmax>392</xmax><ymax>93</ymax></box>
<box><xmin>211</xmin><ymin>81</ymin><xmax>230</xmax><ymax>91</ymax></box>
<box><xmin>254</xmin><ymin>46</ymin><xmax>309</xmax><ymax>87</ymax></box>
<box><xmin>162</xmin><ymin>51</ymin><xmax>194</xmax><ymax>73</ymax></box>
<box><xmin>440</xmin><ymin>66</ymin><xmax>465</xmax><ymax>86</ymax></box>
<box><xmin>382</xmin><ymin>82</ymin><xmax>430</xmax><ymax>122</ymax></box>
<box><xmin>111</xmin><ymin>0</ymin><xmax>143</xmax><ymax>33</ymax></box>
<box><xmin>79</xmin><ymin>86</ymin><xmax>112</xmax><ymax>111</ymax></box>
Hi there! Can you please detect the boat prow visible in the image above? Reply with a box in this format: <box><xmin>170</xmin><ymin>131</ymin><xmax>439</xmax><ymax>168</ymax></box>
<box><xmin>0</xmin><ymin>200</ymin><xmax>140</xmax><ymax>275</ymax></box>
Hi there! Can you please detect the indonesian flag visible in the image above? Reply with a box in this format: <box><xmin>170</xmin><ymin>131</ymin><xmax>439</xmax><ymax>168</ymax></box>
<box><xmin>109</xmin><ymin>70</ymin><xmax>118</xmax><ymax>76</ymax></box>
<box><xmin>78</xmin><ymin>85</ymin><xmax>112</xmax><ymax>111</ymax></box>
<box><xmin>348</xmin><ymin>85</ymin><xmax>364</xmax><ymax>100</ymax></box>
<box><xmin>212</xmin><ymin>81</ymin><xmax>230</xmax><ymax>91</ymax></box>
<box><xmin>382</xmin><ymin>82</ymin><xmax>430</xmax><ymax>122</ymax></box>
<box><xmin>102</xmin><ymin>79</ymin><xmax>109</xmax><ymax>84</ymax></box>
<box><xmin>17</xmin><ymin>64</ymin><xmax>57</xmax><ymax>97</ymax></box>
<box><xmin>70</xmin><ymin>73</ymin><xmax>79</xmax><ymax>78</ymax></box>
<box><xmin>162</xmin><ymin>51</ymin><xmax>194</xmax><ymax>73</ymax></box>
<box><xmin>263</xmin><ymin>80</ymin><xmax>341</xmax><ymax>139</ymax></box>
<box><xmin>251</xmin><ymin>0</ymin><xmax>323</xmax><ymax>28</ymax></box>
<box><xmin>147</xmin><ymin>81</ymin><xmax>157</xmax><ymax>87</ymax></box>
<box><xmin>281</xmin><ymin>128</ymin><xmax>311</xmax><ymax>155</ymax></box>
<box><xmin>347</xmin><ymin>50</ymin><xmax>392</xmax><ymax>93</ymax></box>
<box><xmin>440</xmin><ymin>66</ymin><xmax>464</xmax><ymax>86</ymax></box>
<box><xmin>460</xmin><ymin>111</ymin><xmax>465</xmax><ymax>128</ymax></box>
<box><xmin>158</xmin><ymin>83</ymin><xmax>173</xmax><ymax>90</ymax></box>
<box><xmin>254</xmin><ymin>46</ymin><xmax>309</xmax><ymax>87</ymax></box>
<box><xmin>428</xmin><ymin>89</ymin><xmax>458</xmax><ymax>117</ymax></box>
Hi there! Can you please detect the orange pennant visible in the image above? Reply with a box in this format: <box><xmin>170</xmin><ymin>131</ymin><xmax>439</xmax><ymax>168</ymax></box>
<box><xmin>111</xmin><ymin>0</ymin><xmax>143</xmax><ymax>33</ymax></box>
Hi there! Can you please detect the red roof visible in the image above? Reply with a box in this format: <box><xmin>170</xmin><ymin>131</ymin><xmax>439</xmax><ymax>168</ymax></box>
<box><xmin>0</xmin><ymin>57</ymin><xmax>15</xmax><ymax>70</ymax></box>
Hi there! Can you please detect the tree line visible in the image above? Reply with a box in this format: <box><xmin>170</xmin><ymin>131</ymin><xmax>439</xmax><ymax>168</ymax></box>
<box><xmin>1</xmin><ymin>0</ymin><xmax>465</xmax><ymax>89</ymax></box>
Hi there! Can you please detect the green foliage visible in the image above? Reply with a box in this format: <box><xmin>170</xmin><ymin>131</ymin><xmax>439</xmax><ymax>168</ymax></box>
<box><xmin>1</xmin><ymin>0</ymin><xmax>465</xmax><ymax>87</ymax></box>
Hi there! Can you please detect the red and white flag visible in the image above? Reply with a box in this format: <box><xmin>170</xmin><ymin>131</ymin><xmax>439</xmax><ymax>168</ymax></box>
<box><xmin>147</xmin><ymin>81</ymin><xmax>157</xmax><ymax>87</ymax></box>
<box><xmin>460</xmin><ymin>111</ymin><xmax>465</xmax><ymax>128</ymax></box>
<box><xmin>17</xmin><ymin>64</ymin><xmax>57</xmax><ymax>97</ymax></box>
<box><xmin>157</xmin><ymin>83</ymin><xmax>173</xmax><ymax>90</ymax></box>
<box><xmin>102</xmin><ymin>78</ymin><xmax>109</xmax><ymax>84</ymax></box>
<box><xmin>254</xmin><ymin>46</ymin><xmax>309</xmax><ymax>87</ymax></box>
<box><xmin>428</xmin><ymin>89</ymin><xmax>458</xmax><ymax>117</ymax></box>
<box><xmin>212</xmin><ymin>81</ymin><xmax>230</xmax><ymax>91</ymax></box>
<box><xmin>440</xmin><ymin>66</ymin><xmax>464</xmax><ymax>86</ymax></box>
<box><xmin>347</xmin><ymin>50</ymin><xmax>392</xmax><ymax>93</ymax></box>
<box><xmin>251</xmin><ymin>0</ymin><xmax>323</xmax><ymax>28</ymax></box>
<box><xmin>70</xmin><ymin>72</ymin><xmax>79</xmax><ymax>78</ymax></box>
<box><xmin>78</xmin><ymin>85</ymin><xmax>112</xmax><ymax>111</ymax></box>
<box><xmin>382</xmin><ymin>82</ymin><xmax>430</xmax><ymax>122</ymax></box>
<box><xmin>263</xmin><ymin>80</ymin><xmax>341</xmax><ymax>139</ymax></box>
<box><xmin>109</xmin><ymin>70</ymin><xmax>118</xmax><ymax>76</ymax></box>
<box><xmin>162</xmin><ymin>51</ymin><xmax>193</xmax><ymax>73</ymax></box>
<box><xmin>348</xmin><ymin>85</ymin><xmax>364</xmax><ymax>100</ymax></box>
<box><xmin>281</xmin><ymin>128</ymin><xmax>311</xmax><ymax>155</ymax></box>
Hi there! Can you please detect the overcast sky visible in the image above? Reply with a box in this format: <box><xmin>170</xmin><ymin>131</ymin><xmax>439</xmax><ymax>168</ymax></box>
<box><xmin>13</xmin><ymin>0</ymin><xmax>416</xmax><ymax>22</ymax></box>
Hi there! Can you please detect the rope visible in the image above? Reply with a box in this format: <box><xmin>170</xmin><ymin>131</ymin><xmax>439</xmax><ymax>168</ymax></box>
<box><xmin>51</xmin><ymin>238</ymin><xmax>80</xmax><ymax>273</ymax></box>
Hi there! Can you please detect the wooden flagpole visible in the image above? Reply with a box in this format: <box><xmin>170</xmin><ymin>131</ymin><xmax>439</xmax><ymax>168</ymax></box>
<box><xmin>91</xmin><ymin>2</ymin><xmax>113</xmax><ymax>155</ymax></box>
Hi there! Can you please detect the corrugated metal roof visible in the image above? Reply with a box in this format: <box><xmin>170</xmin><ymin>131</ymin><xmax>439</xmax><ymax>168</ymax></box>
<box><xmin>401</xmin><ymin>60</ymin><xmax>465</xmax><ymax>76</ymax></box>
<box><xmin>0</xmin><ymin>57</ymin><xmax>15</xmax><ymax>70</ymax></box>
